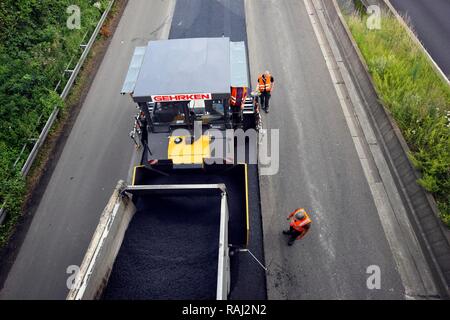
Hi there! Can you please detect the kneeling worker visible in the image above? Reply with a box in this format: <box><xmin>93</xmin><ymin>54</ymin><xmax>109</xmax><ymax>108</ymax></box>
<box><xmin>283</xmin><ymin>208</ymin><xmax>312</xmax><ymax>246</ymax></box>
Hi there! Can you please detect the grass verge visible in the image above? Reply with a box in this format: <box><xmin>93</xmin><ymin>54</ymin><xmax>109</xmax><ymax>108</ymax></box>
<box><xmin>346</xmin><ymin>12</ymin><xmax>450</xmax><ymax>226</ymax></box>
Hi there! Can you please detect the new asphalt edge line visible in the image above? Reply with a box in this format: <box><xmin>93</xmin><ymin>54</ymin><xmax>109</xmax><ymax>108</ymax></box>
<box><xmin>126</xmin><ymin>0</ymin><xmax>176</xmax><ymax>184</ymax></box>
<box><xmin>304</xmin><ymin>0</ymin><xmax>439</xmax><ymax>299</ymax></box>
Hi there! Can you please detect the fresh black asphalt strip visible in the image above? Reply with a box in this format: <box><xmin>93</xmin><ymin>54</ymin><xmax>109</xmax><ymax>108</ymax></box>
<box><xmin>103</xmin><ymin>194</ymin><xmax>221</xmax><ymax>300</ymax></box>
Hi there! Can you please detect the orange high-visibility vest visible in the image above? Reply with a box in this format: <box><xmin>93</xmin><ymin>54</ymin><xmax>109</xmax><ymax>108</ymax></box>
<box><xmin>289</xmin><ymin>208</ymin><xmax>312</xmax><ymax>239</ymax></box>
<box><xmin>258</xmin><ymin>74</ymin><xmax>273</xmax><ymax>92</ymax></box>
<box><xmin>230</xmin><ymin>86</ymin><xmax>248</xmax><ymax>107</ymax></box>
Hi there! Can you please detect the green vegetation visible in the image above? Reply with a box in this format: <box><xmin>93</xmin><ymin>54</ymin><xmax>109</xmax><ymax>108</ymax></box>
<box><xmin>0</xmin><ymin>1</ymin><xmax>109</xmax><ymax>245</ymax></box>
<box><xmin>346</xmin><ymin>13</ymin><xmax>450</xmax><ymax>226</ymax></box>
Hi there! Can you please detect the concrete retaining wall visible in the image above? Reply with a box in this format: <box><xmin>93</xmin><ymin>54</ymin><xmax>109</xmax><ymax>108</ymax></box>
<box><xmin>67</xmin><ymin>180</ymin><xmax>136</xmax><ymax>300</ymax></box>
<box><xmin>322</xmin><ymin>0</ymin><xmax>450</xmax><ymax>297</ymax></box>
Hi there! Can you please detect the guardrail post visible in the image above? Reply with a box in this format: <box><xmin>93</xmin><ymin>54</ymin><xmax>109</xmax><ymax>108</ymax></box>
<box><xmin>21</xmin><ymin>108</ymin><xmax>60</xmax><ymax>176</ymax></box>
<box><xmin>0</xmin><ymin>203</ymin><xmax>6</xmax><ymax>226</ymax></box>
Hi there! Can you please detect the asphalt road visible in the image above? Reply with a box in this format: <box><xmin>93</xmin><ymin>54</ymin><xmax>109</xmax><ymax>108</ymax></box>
<box><xmin>169</xmin><ymin>0</ymin><xmax>247</xmax><ymax>41</ymax></box>
<box><xmin>0</xmin><ymin>0</ymin><xmax>175</xmax><ymax>299</ymax></box>
<box><xmin>390</xmin><ymin>0</ymin><xmax>450</xmax><ymax>78</ymax></box>
<box><xmin>0</xmin><ymin>0</ymin><xmax>436</xmax><ymax>300</ymax></box>
<box><xmin>246</xmin><ymin>0</ymin><xmax>405</xmax><ymax>299</ymax></box>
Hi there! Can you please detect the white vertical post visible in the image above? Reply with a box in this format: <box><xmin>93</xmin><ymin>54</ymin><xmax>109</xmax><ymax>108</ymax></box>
<box><xmin>216</xmin><ymin>191</ymin><xmax>230</xmax><ymax>300</ymax></box>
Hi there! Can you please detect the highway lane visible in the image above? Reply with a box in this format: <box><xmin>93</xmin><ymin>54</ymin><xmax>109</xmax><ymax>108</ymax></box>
<box><xmin>169</xmin><ymin>0</ymin><xmax>247</xmax><ymax>41</ymax></box>
<box><xmin>390</xmin><ymin>0</ymin><xmax>450</xmax><ymax>78</ymax></box>
<box><xmin>0</xmin><ymin>0</ymin><xmax>175</xmax><ymax>299</ymax></box>
<box><xmin>246</xmin><ymin>0</ymin><xmax>405</xmax><ymax>299</ymax></box>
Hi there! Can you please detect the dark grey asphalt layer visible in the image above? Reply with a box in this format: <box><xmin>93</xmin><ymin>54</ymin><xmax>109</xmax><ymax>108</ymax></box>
<box><xmin>390</xmin><ymin>0</ymin><xmax>450</xmax><ymax>78</ymax></box>
<box><xmin>169</xmin><ymin>0</ymin><xmax>247</xmax><ymax>41</ymax></box>
<box><xmin>0</xmin><ymin>0</ymin><xmax>174</xmax><ymax>299</ymax></box>
<box><xmin>103</xmin><ymin>195</ymin><xmax>221</xmax><ymax>300</ymax></box>
<box><xmin>229</xmin><ymin>164</ymin><xmax>266</xmax><ymax>300</ymax></box>
<box><xmin>125</xmin><ymin>165</ymin><xmax>249</xmax><ymax>246</ymax></box>
<box><xmin>246</xmin><ymin>0</ymin><xmax>405</xmax><ymax>299</ymax></box>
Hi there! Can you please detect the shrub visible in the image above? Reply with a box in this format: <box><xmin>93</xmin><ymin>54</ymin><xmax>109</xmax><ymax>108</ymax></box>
<box><xmin>347</xmin><ymin>13</ymin><xmax>450</xmax><ymax>226</ymax></box>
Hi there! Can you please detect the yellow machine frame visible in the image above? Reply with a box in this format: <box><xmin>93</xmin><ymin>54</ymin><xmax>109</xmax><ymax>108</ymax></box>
<box><xmin>167</xmin><ymin>135</ymin><xmax>211</xmax><ymax>165</ymax></box>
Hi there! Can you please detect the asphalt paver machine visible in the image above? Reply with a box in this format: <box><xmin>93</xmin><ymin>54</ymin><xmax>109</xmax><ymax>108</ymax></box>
<box><xmin>67</xmin><ymin>38</ymin><xmax>264</xmax><ymax>300</ymax></box>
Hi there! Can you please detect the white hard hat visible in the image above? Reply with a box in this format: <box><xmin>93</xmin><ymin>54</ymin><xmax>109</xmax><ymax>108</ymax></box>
<box><xmin>294</xmin><ymin>209</ymin><xmax>306</xmax><ymax>221</ymax></box>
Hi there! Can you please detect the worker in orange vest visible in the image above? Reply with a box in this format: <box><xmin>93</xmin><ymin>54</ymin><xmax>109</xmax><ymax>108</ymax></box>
<box><xmin>230</xmin><ymin>86</ymin><xmax>248</xmax><ymax>108</ymax></box>
<box><xmin>230</xmin><ymin>86</ymin><xmax>248</xmax><ymax>126</ymax></box>
<box><xmin>283</xmin><ymin>208</ymin><xmax>312</xmax><ymax>246</ymax></box>
<box><xmin>257</xmin><ymin>71</ymin><xmax>274</xmax><ymax>113</ymax></box>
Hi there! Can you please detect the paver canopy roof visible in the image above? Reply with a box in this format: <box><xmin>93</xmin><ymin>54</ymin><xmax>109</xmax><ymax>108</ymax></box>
<box><xmin>132</xmin><ymin>37</ymin><xmax>231</xmax><ymax>101</ymax></box>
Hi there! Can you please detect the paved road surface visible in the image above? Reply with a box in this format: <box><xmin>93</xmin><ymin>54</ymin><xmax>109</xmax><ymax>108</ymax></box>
<box><xmin>0</xmin><ymin>0</ymin><xmax>437</xmax><ymax>299</ymax></box>
<box><xmin>246</xmin><ymin>0</ymin><xmax>405</xmax><ymax>299</ymax></box>
<box><xmin>390</xmin><ymin>0</ymin><xmax>450</xmax><ymax>78</ymax></box>
<box><xmin>0</xmin><ymin>0</ymin><xmax>175</xmax><ymax>299</ymax></box>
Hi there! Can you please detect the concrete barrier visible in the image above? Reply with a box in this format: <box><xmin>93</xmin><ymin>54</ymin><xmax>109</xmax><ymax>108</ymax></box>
<box><xmin>321</xmin><ymin>0</ymin><xmax>450</xmax><ymax>298</ymax></box>
<box><xmin>67</xmin><ymin>180</ymin><xmax>136</xmax><ymax>300</ymax></box>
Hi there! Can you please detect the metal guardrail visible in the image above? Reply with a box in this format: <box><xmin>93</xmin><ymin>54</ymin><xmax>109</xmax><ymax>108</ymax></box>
<box><xmin>0</xmin><ymin>202</ymin><xmax>6</xmax><ymax>225</ymax></box>
<box><xmin>1</xmin><ymin>1</ymin><xmax>115</xmax><ymax>225</ymax></box>
<box><xmin>21</xmin><ymin>108</ymin><xmax>60</xmax><ymax>176</ymax></box>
